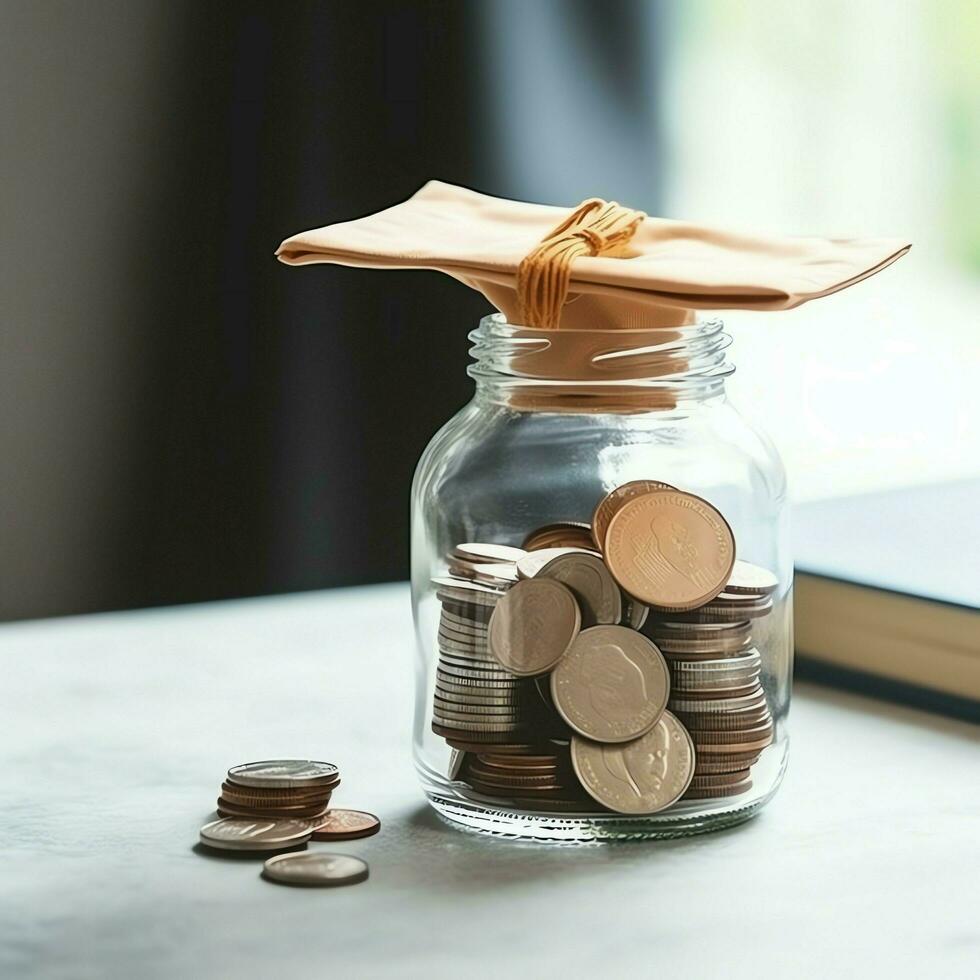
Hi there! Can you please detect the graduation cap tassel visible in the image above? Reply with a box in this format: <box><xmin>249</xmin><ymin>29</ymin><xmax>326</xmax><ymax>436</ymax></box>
<box><xmin>517</xmin><ymin>198</ymin><xmax>646</xmax><ymax>330</ymax></box>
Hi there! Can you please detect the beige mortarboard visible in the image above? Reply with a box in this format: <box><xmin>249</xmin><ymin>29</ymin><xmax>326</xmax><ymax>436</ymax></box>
<box><xmin>276</xmin><ymin>180</ymin><xmax>910</xmax><ymax>330</ymax></box>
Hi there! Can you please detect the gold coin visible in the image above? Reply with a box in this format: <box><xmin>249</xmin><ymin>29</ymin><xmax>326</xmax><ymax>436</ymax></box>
<box><xmin>604</xmin><ymin>490</ymin><xmax>735</xmax><ymax>610</ymax></box>
<box><xmin>570</xmin><ymin>711</ymin><xmax>695</xmax><ymax>814</ymax></box>
<box><xmin>551</xmin><ymin>626</ymin><xmax>669</xmax><ymax>743</ymax></box>
<box><xmin>592</xmin><ymin>480</ymin><xmax>677</xmax><ymax>552</ymax></box>
<box><xmin>522</xmin><ymin>522</ymin><xmax>595</xmax><ymax>552</ymax></box>
<box><xmin>309</xmin><ymin>809</ymin><xmax>380</xmax><ymax>842</ymax></box>
<box><xmin>534</xmin><ymin>552</ymin><xmax>622</xmax><ymax>627</ymax></box>
<box><xmin>487</xmin><ymin>578</ymin><xmax>581</xmax><ymax>676</ymax></box>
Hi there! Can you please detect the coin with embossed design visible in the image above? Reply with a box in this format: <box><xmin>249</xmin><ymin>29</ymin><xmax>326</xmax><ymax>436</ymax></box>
<box><xmin>570</xmin><ymin>711</ymin><xmax>695</xmax><ymax>814</ymax></box>
<box><xmin>534</xmin><ymin>551</ymin><xmax>622</xmax><ymax>626</ymax></box>
<box><xmin>592</xmin><ymin>480</ymin><xmax>677</xmax><ymax>552</ymax></box>
<box><xmin>488</xmin><ymin>578</ymin><xmax>581</xmax><ymax>676</ymax></box>
<box><xmin>604</xmin><ymin>490</ymin><xmax>734</xmax><ymax>610</ymax></box>
<box><xmin>227</xmin><ymin>760</ymin><xmax>339</xmax><ymax>789</ymax></box>
<box><xmin>199</xmin><ymin>817</ymin><xmax>313</xmax><ymax>851</ymax></box>
<box><xmin>551</xmin><ymin>626</ymin><xmax>669</xmax><ymax>743</ymax></box>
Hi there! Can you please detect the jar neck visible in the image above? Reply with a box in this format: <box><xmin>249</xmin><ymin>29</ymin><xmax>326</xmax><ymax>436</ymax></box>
<box><xmin>468</xmin><ymin>314</ymin><xmax>734</xmax><ymax>413</ymax></box>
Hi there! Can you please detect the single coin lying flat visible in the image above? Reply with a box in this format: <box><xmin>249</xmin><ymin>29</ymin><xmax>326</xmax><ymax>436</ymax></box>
<box><xmin>227</xmin><ymin>760</ymin><xmax>339</xmax><ymax>789</ymax></box>
<box><xmin>262</xmin><ymin>852</ymin><xmax>369</xmax><ymax>888</ymax></box>
<box><xmin>199</xmin><ymin>817</ymin><xmax>312</xmax><ymax>851</ymax></box>
<box><xmin>310</xmin><ymin>808</ymin><xmax>381</xmax><ymax>842</ymax></box>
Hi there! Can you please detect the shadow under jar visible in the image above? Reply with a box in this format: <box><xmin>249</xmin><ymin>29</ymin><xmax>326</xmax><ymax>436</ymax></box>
<box><xmin>411</xmin><ymin>314</ymin><xmax>792</xmax><ymax>842</ymax></box>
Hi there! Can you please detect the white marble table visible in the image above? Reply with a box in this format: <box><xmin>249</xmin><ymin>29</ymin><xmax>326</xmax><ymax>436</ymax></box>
<box><xmin>2</xmin><ymin>584</ymin><xmax>977</xmax><ymax>979</ymax></box>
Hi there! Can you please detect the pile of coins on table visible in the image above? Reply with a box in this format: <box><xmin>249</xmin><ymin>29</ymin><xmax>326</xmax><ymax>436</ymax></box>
<box><xmin>430</xmin><ymin>481</ymin><xmax>777</xmax><ymax>815</ymax></box>
<box><xmin>197</xmin><ymin>759</ymin><xmax>380</xmax><ymax>887</ymax></box>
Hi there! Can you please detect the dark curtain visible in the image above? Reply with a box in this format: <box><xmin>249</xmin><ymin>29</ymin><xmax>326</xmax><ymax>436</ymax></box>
<box><xmin>1</xmin><ymin>0</ymin><xmax>665</xmax><ymax>618</ymax></box>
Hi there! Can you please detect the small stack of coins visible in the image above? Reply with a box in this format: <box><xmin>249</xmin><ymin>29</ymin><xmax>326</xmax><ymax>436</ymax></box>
<box><xmin>216</xmin><ymin>760</ymin><xmax>340</xmax><ymax>821</ymax></box>
<box><xmin>198</xmin><ymin>759</ymin><xmax>380</xmax><ymax>888</ymax></box>
<box><xmin>449</xmin><ymin>741</ymin><xmax>595</xmax><ymax>811</ymax></box>
<box><xmin>430</xmin><ymin>481</ymin><xmax>779</xmax><ymax>816</ymax></box>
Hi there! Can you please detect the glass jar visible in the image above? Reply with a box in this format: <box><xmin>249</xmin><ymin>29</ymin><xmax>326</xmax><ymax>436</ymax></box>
<box><xmin>410</xmin><ymin>313</ymin><xmax>791</xmax><ymax>841</ymax></box>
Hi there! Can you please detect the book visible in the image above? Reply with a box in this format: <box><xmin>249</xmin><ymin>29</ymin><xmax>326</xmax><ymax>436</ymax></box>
<box><xmin>793</xmin><ymin>480</ymin><xmax>980</xmax><ymax>716</ymax></box>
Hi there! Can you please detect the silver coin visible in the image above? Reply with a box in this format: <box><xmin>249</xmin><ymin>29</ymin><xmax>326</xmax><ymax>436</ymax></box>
<box><xmin>431</xmin><ymin>719</ymin><xmax>526</xmax><ymax>734</ymax></box>
<box><xmin>434</xmin><ymin>578</ymin><xmax>503</xmax><ymax>607</ymax></box>
<box><xmin>650</xmin><ymin>620</ymin><xmax>752</xmax><ymax>636</ymax></box>
<box><xmin>227</xmin><ymin>760</ymin><xmax>339</xmax><ymax>789</ymax></box>
<box><xmin>439</xmin><ymin>614</ymin><xmax>490</xmax><ymax>636</ymax></box>
<box><xmin>468</xmin><ymin>562</ymin><xmax>519</xmax><ymax>585</ymax></box>
<box><xmin>515</xmin><ymin>547</ymin><xmax>596</xmax><ymax>581</ymax></box>
<box><xmin>669</xmin><ymin>688</ymin><xmax>766</xmax><ymax>713</ymax></box>
<box><xmin>438</xmin><ymin>652</ymin><xmax>512</xmax><ymax>672</ymax></box>
<box><xmin>438</xmin><ymin>619</ymin><xmax>489</xmax><ymax>640</ymax></box>
<box><xmin>453</xmin><ymin>542</ymin><xmax>527</xmax><ymax>564</ymax></box>
<box><xmin>435</xmin><ymin>686</ymin><xmax>530</xmax><ymax>705</ymax></box>
<box><xmin>672</xmin><ymin>671</ymin><xmax>762</xmax><ymax>693</ymax></box>
<box><xmin>534</xmin><ymin>552</ymin><xmax>622</xmax><ymax>627</ymax></box>
<box><xmin>436</xmin><ymin>663</ymin><xmax>523</xmax><ymax>682</ymax></box>
<box><xmin>726</xmin><ymin>559</ymin><xmax>778</xmax><ymax>595</ymax></box>
<box><xmin>438</xmin><ymin>635</ymin><xmax>491</xmax><ymax>656</ymax></box>
<box><xmin>262</xmin><ymin>852</ymin><xmax>369</xmax><ymax>888</ymax></box>
<box><xmin>431</xmin><ymin>712</ymin><xmax>525</xmax><ymax>730</ymax></box>
<box><xmin>570</xmin><ymin>711</ymin><xmax>695</xmax><ymax>814</ymax></box>
<box><xmin>432</xmin><ymin>698</ymin><xmax>529</xmax><ymax>717</ymax></box>
<box><xmin>671</xmin><ymin>600</ymin><xmax>773</xmax><ymax>623</ymax></box>
<box><xmin>200</xmin><ymin>817</ymin><xmax>312</xmax><ymax>851</ymax></box>
<box><xmin>436</xmin><ymin>668</ymin><xmax>524</xmax><ymax>687</ymax></box>
<box><xmin>669</xmin><ymin>651</ymin><xmax>762</xmax><ymax>673</ymax></box>
<box><xmin>551</xmin><ymin>626</ymin><xmax>670</xmax><ymax>743</ymax></box>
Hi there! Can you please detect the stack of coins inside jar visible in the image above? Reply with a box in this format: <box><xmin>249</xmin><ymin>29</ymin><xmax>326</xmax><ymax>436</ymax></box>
<box><xmin>429</xmin><ymin>481</ymin><xmax>777</xmax><ymax>815</ymax></box>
